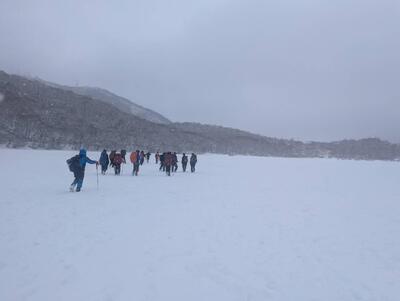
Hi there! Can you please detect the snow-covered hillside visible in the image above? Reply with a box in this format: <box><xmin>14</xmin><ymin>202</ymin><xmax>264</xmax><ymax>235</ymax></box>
<box><xmin>1</xmin><ymin>149</ymin><xmax>399</xmax><ymax>301</ymax></box>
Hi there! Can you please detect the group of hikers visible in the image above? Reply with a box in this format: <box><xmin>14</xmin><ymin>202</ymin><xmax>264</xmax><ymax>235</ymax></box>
<box><xmin>157</xmin><ymin>151</ymin><xmax>197</xmax><ymax>175</ymax></box>
<box><xmin>67</xmin><ymin>149</ymin><xmax>198</xmax><ymax>192</ymax></box>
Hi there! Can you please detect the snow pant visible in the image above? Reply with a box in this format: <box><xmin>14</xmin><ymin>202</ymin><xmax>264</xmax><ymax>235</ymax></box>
<box><xmin>159</xmin><ymin>162</ymin><xmax>165</xmax><ymax>171</ymax></box>
<box><xmin>114</xmin><ymin>164</ymin><xmax>121</xmax><ymax>175</ymax></box>
<box><xmin>101</xmin><ymin>164</ymin><xmax>108</xmax><ymax>174</ymax></box>
<box><xmin>71</xmin><ymin>168</ymin><xmax>85</xmax><ymax>191</ymax></box>
<box><xmin>165</xmin><ymin>165</ymin><xmax>171</xmax><ymax>176</ymax></box>
<box><xmin>182</xmin><ymin>162</ymin><xmax>187</xmax><ymax>172</ymax></box>
<box><xmin>156</xmin><ymin>158</ymin><xmax>159</xmax><ymax>164</ymax></box>
<box><xmin>191</xmin><ymin>163</ymin><xmax>196</xmax><ymax>173</ymax></box>
<box><xmin>173</xmin><ymin>163</ymin><xmax>178</xmax><ymax>172</ymax></box>
<box><xmin>140</xmin><ymin>158</ymin><xmax>144</xmax><ymax>165</ymax></box>
<box><xmin>133</xmin><ymin>163</ymin><xmax>140</xmax><ymax>176</ymax></box>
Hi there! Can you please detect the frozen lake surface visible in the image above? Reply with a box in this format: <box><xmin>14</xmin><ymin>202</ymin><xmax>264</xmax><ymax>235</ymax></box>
<box><xmin>1</xmin><ymin>149</ymin><xmax>399</xmax><ymax>301</ymax></box>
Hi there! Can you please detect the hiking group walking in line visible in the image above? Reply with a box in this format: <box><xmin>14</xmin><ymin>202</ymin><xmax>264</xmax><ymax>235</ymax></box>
<box><xmin>67</xmin><ymin>149</ymin><xmax>198</xmax><ymax>192</ymax></box>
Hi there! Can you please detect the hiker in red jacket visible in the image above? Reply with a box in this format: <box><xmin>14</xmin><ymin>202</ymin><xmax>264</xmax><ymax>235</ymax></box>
<box><xmin>164</xmin><ymin>152</ymin><xmax>173</xmax><ymax>176</ymax></box>
<box><xmin>113</xmin><ymin>153</ymin><xmax>123</xmax><ymax>175</ymax></box>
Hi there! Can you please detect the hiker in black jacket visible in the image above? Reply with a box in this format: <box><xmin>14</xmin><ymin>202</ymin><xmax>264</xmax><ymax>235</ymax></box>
<box><xmin>159</xmin><ymin>152</ymin><xmax>166</xmax><ymax>171</ymax></box>
<box><xmin>99</xmin><ymin>149</ymin><xmax>109</xmax><ymax>175</ymax></box>
<box><xmin>190</xmin><ymin>153</ymin><xmax>197</xmax><ymax>173</ymax></box>
<box><xmin>181</xmin><ymin>153</ymin><xmax>188</xmax><ymax>172</ymax></box>
<box><xmin>172</xmin><ymin>152</ymin><xmax>178</xmax><ymax>172</ymax></box>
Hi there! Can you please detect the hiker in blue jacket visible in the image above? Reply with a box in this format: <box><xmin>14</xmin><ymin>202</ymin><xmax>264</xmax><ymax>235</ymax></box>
<box><xmin>69</xmin><ymin>149</ymin><xmax>98</xmax><ymax>192</ymax></box>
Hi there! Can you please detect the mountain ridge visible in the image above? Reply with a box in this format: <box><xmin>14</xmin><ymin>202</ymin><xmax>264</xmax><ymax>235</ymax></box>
<box><xmin>1</xmin><ymin>70</ymin><xmax>399</xmax><ymax>161</ymax></box>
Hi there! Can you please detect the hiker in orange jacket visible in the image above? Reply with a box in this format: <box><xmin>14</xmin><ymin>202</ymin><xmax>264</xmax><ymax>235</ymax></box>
<box><xmin>130</xmin><ymin>150</ymin><xmax>140</xmax><ymax>176</ymax></box>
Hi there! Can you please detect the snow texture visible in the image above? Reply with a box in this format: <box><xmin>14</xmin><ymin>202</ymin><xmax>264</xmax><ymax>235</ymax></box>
<box><xmin>0</xmin><ymin>149</ymin><xmax>399</xmax><ymax>301</ymax></box>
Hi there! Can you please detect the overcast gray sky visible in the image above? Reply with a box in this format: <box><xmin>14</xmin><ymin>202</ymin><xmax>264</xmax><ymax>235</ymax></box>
<box><xmin>1</xmin><ymin>0</ymin><xmax>399</xmax><ymax>142</ymax></box>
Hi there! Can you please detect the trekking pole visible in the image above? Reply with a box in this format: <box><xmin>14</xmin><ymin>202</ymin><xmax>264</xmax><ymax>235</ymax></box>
<box><xmin>96</xmin><ymin>164</ymin><xmax>99</xmax><ymax>190</ymax></box>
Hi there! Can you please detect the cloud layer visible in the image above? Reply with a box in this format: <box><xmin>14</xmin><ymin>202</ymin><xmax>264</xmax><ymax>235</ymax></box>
<box><xmin>1</xmin><ymin>0</ymin><xmax>399</xmax><ymax>141</ymax></box>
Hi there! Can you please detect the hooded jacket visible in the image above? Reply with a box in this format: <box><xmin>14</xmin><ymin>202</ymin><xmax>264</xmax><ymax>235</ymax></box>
<box><xmin>79</xmin><ymin>149</ymin><xmax>97</xmax><ymax>169</ymax></box>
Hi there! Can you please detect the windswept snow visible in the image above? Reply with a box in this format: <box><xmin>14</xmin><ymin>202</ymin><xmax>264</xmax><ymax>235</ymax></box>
<box><xmin>0</xmin><ymin>149</ymin><xmax>399</xmax><ymax>301</ymax></box>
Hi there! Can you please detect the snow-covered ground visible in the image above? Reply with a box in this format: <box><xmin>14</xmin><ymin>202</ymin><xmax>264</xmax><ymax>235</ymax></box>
<box><xmin>1</xmin><ymin>149</ymin><xmax>399</xmax><ymax>301</ymax></box>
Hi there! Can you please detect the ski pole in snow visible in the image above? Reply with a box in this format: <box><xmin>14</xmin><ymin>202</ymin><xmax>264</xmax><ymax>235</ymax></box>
<box><xmin>96</xmin><ymin>164</ymin><xmax>99</xmax><ymax>190</ymax></box>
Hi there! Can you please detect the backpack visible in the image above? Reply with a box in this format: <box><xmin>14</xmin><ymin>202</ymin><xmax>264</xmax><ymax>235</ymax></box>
<box><xmin>109</xmin><ymin>151</ymin><xmax>116</xmax><ymax>162</ymax></box>
<box><xmin>164</xmin><ymin>154</ymin><xmax>173</xmax><ymax>165</ymax></box>
<box><xmin>114</xmin><ymin>154</ymin><xmax>123</xmax><ymax>165</ymax></box>
<box><xmin>66</xmin><ymin>155</ymin><xmax>81</xmax><ymax>172</ymax></box>
<box><xmin>130</xmin><ymin>152</ymin><xmax>137</xmax><ymax>163</ymax></box>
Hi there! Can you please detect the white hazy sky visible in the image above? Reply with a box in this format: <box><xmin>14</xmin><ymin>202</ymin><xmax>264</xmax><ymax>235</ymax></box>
<box><xmin>1</xmin><ymin>0</ymin><xmax>399</xmax><ymax>142</ymax></box>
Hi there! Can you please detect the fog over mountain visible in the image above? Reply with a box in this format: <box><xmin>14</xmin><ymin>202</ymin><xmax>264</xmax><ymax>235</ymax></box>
<box><xmin>0</xmin><ymin>0</ymin><xmax>399</xmax><ymax>142</ymax></box>
<box><xmin>39</xmin><ymin>79</ymin><xmax>171</xmax><ymax>124</ymax></box>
